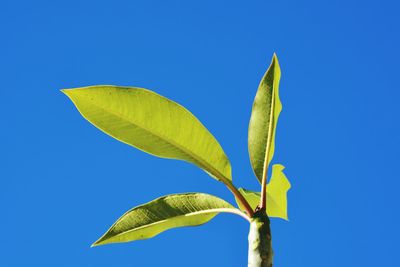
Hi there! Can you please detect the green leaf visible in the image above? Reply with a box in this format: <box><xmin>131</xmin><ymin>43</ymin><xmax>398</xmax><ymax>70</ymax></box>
<box><xmin>248</xmin><ymin>54</ymin><xmax>282</xmax><ymax>183</ymax></box>
<box><xmin>92</xmin><ymin>193</ymin><xmax>246</xmax><ymax>246</ymax></box>
<box><xmin>62</xmin><ymin>86</ymin><xmax>232</xmax><ymax>183</ymax></box>
<box><xmin>236</xmin><ymin>164</ymin><xmax>290</xmax><ymax>220</ymax></box>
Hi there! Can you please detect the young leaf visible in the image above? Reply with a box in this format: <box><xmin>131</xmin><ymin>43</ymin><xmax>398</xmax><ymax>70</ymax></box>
<box><xmin>248</xmin><ymin>54</ymin><xmax>282</xmax><ymax>183</ymax></box>
<box><xmin>235</xmin><ymin>164</ymin><xmax>290</xmax><ymax>220</ymax></box>
<box><xmin>92</xmin><ymin>193</ymin><xmax>248</xmax><ymax>246</ymax></box>
<box><xmin>62</xmin><ymin>86</ymin><xmax>232</xmax><ymax>183</ymax></box>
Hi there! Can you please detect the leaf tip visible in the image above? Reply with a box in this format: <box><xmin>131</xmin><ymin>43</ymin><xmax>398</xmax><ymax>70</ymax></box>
<box><xmin>91</xmin><ymin>231</ymin><xmax>112</xmax><ymax>247</ymax></box>
<box><xmin>91</xmin><ymin>238</ymin><xmax>104</xmax><ymax>248</ymax></box>
<box><xmin>60</xmin><ymin>88</ymin><xmax>74</xmax><ymax>97</ymax></box>
<box><xmin>271</xmin><ymin>53</ymin><xmax>280</xmax><ymax>71</ymax></box>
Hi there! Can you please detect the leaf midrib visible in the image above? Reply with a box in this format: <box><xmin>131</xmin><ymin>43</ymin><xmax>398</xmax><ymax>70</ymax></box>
<box><xmin>261</xmin><ymin>80</ymin><xmax>276</xmax><ymax>183</ymax></box>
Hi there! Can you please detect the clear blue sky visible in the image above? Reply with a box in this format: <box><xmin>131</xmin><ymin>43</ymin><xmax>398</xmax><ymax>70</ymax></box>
<box><xmin>1</xmin><ymin>0</ymin><xmax>399</xmax><ymax>266</ymax></box>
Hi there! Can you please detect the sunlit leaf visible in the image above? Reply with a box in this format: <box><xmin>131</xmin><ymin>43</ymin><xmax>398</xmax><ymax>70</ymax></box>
<box><xmin>92</xmin><ymin>193</ymin><xmax>246</xmax><ymax>246</ymax></box>
<box><xmin>248</xmin><ymin>54</ymin><xmax>282</xmax><ymax>183</ymax></box>
<box><xmin>236</xmin><ymin>164</ymin><xmax>290</xmax><ymax>220</ymax></box>
<box><xmin>62</xmin><ymin>86</ymin><xmax>232</xmax><ymax>183</ymax></box>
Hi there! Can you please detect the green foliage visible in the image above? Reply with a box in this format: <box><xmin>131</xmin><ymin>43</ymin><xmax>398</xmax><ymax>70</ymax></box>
<box><xmin>248</xmin><ymin>54</ymin><xmax>282</xmax><ymax>184</ymax></box>
<box><xmin>92</xmin><ymin>193</ymin><xmax>246</xmax><ymax>246</ymax></box>
<box><xmin>63</xmin><ymin>54</ymin><xmax>291</xmax><ymax>265</ymax></box>
<box><xmin>62</xmin><ymin>86</ymin><xmax>232</xmax><ymax>183</ymax></box>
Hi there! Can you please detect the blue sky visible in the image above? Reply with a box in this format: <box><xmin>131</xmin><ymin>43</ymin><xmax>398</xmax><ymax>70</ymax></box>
<box><xmin>1</xmin><ymin>0</ymin><xmax>399</xmax><ymax>266</ymax></box>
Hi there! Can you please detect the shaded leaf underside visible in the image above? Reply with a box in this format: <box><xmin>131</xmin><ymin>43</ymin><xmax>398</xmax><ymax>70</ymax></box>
<box><xmin>248</xmin><ymin>55</ymin><xmax>282</xmax><ymax>183</ymax></box>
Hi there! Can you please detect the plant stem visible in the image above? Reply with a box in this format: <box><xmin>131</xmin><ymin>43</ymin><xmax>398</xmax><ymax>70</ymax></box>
<box><xmin>225</xmin><ymin>181</ymin><xmax>254</xmax><ymax>217</ymax></box>
<box><xmin>248</xmin><ymin>210</ymin><xmax>273</xmax><ymax>267</ymax></box>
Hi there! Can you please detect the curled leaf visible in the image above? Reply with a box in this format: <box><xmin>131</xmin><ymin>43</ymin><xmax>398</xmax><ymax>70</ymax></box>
<box><xmin>248</xmin><ymin>54</ymin><xmax>282</xmax><ymax>183</ymax></box>
<box><xmin>236</xmin><ymin>164</ymin><xmax>290</xmax><ymax>220</ymax></box>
